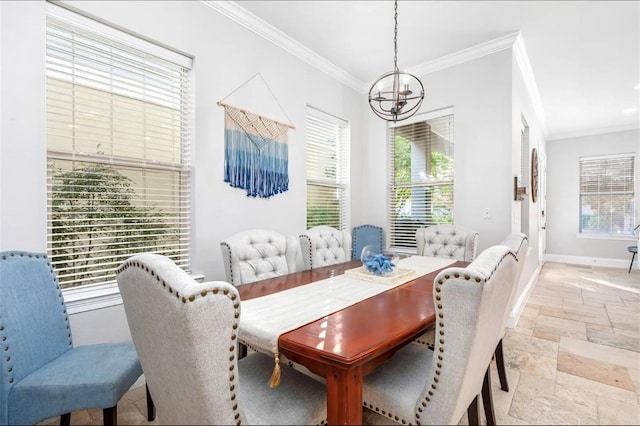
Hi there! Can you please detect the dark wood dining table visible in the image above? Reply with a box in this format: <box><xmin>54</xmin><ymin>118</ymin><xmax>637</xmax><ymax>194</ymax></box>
<box><xmin>236</xmin><ymin>259</ymin><xmax>467</xmax><ymax>425</ymax></box>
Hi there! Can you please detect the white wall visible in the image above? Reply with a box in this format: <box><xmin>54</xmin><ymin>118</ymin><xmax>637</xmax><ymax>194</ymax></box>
<box><xmin>0</xmin><ymin>1</ymin><xmax>47</xmax><ymax>252</ymax></box>
<box><xmin>0</xmin><ymin>0</ymin><xmax>364</xmax><ymax>344</ymax></box>
<box><xmin>361</xmin><ymin>48</ymin><xmax>548</xmax><ymax>327</ymax></box>
<box><xmin>508</xmin><ymin>51</ymin><xmax>548</xmax><ymax>325</ymax></box>
<box><xmin>546</xmin><ymin>129</ymin><xmax>639</xmax><ymax>267</ymax></box>
<box><xmin>0</xmin><ymin>1</ymin><xmax>555</xmax><ymax>346</ymax></box>
<box><xmin>361</xmin><ymin>50</ymin><xmax>515</xmax><ymax>252</ymax></box>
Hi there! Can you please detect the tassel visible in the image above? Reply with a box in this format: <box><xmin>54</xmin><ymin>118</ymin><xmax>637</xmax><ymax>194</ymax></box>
<box><xmin>268</xmin><ymin>352</ymin><xmax>281</xmax><ymax>388</ymax></box>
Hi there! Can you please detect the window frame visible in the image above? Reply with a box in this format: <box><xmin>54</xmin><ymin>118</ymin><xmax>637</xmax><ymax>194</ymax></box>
<box><xmin>578</xmin><ymin>153</ymin><xmax>636</xmax><ymax>239</ymax></box>
<box><xmin>46</xmin><ymin>4</ymin><xmax>195</xmax><ymax>313</ymax></box>
<box><xmin>387</xmin><ymin>108</ymin><xmax>455</xmax><ymax>253</ymax></box>
<box><xmin>304</xmin><ymin>105</ymin><xmax>350</xmax><ymax>231</ymax></box>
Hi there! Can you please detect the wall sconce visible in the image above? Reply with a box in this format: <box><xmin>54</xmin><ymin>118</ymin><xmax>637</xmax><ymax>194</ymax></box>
<box><xmin>514</xmin><ymin>176</ymin><xmax>527</xmax><ymax>201</ymax></box>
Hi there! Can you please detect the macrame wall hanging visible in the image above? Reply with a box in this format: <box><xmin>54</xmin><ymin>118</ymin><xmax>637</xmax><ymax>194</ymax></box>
<box><xmin>218</xmin><ymin>73</ymin><xmax>295</xmax><ymax>198</ymax></box>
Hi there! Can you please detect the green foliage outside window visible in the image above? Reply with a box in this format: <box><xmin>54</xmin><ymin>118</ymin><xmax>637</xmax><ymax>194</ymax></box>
<box><xmin>51</xmin><ymin>164</ymin><xmax>174</xmax><ymax>288</ymax></box>
<box><xmin>393</xmin><ymin>135</ymin><xmax>453</xmax><ymax>223</ymax></box>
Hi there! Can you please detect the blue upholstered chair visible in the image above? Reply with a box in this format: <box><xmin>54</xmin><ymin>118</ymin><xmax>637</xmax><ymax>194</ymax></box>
<box><xmin>351</xmin><ymin>225</ymin><xmax>384</xmax><ymax>261</ymax></box>
<box><xmin>0</xmin><ymin>251</ymin><xmax>151</xmax><ymax>425</ymax></box>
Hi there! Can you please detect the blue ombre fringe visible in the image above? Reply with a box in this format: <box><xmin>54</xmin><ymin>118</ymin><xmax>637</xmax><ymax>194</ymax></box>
<box><xmin>224</xmin><ymin>128</ymin><xmax>289</xmax><ymax>198</ymax></box>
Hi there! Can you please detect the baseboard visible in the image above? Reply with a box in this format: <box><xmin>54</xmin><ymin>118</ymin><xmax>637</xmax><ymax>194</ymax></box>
<box><xmin>506</xmin><ymin>263</ymin><xmax>541</xmax><ymax>328</ymax></box>
<box><xmin>544</xmin><ymin>253</ymin><xmax>632</xmax><ymax>269</ymax></box>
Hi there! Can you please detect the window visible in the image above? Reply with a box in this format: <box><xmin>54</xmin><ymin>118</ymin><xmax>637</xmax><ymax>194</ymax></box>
<box><xmin>388</xmin><ymin>112</ymin><xmax>454</xmax><ymax>250</ymax></box>
<box><xmin>579</xmin><ymin>154</ymin><xmax>635</xmax><ymax>235</ymax></box>
<box><xmin>305</xmin><ymin>107</ymin><xmax>350</xmax><ymax>230</ymax></box>
<box><xmin>46</xmin><ymin>5</ymin><xmax>192</xmax><ymax>289</ymax></box>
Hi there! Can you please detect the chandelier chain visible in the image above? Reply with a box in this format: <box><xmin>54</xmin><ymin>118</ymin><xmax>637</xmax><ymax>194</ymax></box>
<box><xmin>393</xmin><ymin>0</ymin><xmax>398</xmax><ymax>71</ymax></box>
<box><xmin>368</xmin><ymin>0</ymin><xmax>424</xmax><ymax>122</ymax></box>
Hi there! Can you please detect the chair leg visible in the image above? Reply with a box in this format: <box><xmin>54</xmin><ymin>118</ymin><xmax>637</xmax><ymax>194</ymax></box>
<box><xmin>146</xmin><ymin>383</ymin><xmax>156</xmax><ymax>421</ymax></box>
<box><xmin>482</xmin><ymin>366</ymin><xmax>496</xmax><ymax>426</ymax></box>
<box><xmin>495</xmin><ymin>338</ymin><xmax>509</xmax><ymax>391</ymax></box>
<box><xmin>103</xmin><ymin>405</ymin><xmax>117</xmax><ymax>426</ymax></box>
<box><xmin>467</xmin><ymin>394</ymin><xmax>480</xmax><ymax>426</ymax></box>
<box><xmin>60</xmin><ymin>413</ymin><xmax>71</xmax><ymax>426</ymax></box>
<box><xmin>239</xmin><ymin>342</ymin><xmax>248</xmax><ymax>359</ymax></box>
<box><xmin>629</xmin><ymin>252</ymin><xmax>636</xmax><ymax>273</ymax></box>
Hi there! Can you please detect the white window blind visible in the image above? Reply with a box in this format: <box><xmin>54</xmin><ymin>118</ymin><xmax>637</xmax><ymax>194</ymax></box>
<box><xmin>579</xmin><ymin>154</ymin><xmax>635</xmax><ymax>235</ymax></box>
<box><xmin>46</xmin><ymin>7</ymin><xmax>192</xmax><ymax>289</ymax></box>
<box><xmin>305</xmin><ymin>107</ymin><xmax>350</xmax><ymax>230</ymax></box>
<box><xmin>388</xmin><ymin>113</ymin><xmax>454</xmax><ymax>250</ymax></box>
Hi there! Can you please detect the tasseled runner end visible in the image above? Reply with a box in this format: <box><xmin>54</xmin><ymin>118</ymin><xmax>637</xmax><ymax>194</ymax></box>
<box><xmin>268</xmin><ymin>352</ymin><xmax>281</xmax><ymax>388</ymax></box>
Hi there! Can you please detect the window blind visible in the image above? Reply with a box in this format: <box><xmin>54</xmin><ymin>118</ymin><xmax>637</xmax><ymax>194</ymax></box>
<box><xmin>388</xmin><ymin>113</ymin><xmax>454</xmax><ymax>250</ymax></box>
<box><xmin>305</xmin><ymin>107</ymin><xmax>350</xmax><ymax>230</ymax></box>
<box><xmin>579</xmin><ymin>154</ymin><xmax>635</xmax><ymax>235</ymax></box>
<box><xmin>46</xmin><ymin>8</ymin><xmax>192</xmax><ymax>289</ymax></box>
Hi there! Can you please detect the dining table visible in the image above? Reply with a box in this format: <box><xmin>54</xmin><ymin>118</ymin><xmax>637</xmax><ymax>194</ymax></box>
<box><xmin>236</xmin><ymin>257</ymin><xmax>468</xmax><ymax>425</ymax></box>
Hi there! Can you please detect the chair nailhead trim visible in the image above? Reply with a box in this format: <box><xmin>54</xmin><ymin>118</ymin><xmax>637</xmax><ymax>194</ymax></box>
<box><xmin>363</xmin><ymin>400</ymin><xmax>409</xmax><ymax>425</ymax></box>
<box><xmin>117</xmin><ymin>258</ymin><xmax>243</xmax><ymax>423</ymax></box>
<box><xmin>414</xmin><ymin>248</ymin><xmax>516</xmax><ymax>423</ymax></box>
<box><xmin>1</xmin><ymin>252</ymin><xmax>74</xmax><ymax>383</ymax></box>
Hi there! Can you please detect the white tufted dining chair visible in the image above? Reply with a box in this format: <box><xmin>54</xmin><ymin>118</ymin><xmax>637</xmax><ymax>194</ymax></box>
<box><xmin>414</xmin><ymin>224</ymin><xmax>479</xmax><ymax>348</ymax></box>
<box><xmin>416</xmin><ymin>224</ymin><xmax>478</xmax><ymax>262</ymax></box>
<box><xmin>220</xmin><ymin>229</ymin><xmax>299</xmax><ymax>286</ymax></box>
<box><xmin>116</xmin><ymin>253</ymin><xmax>327</xmax><ymax>425</ymax></box>
<box><xmin>494</xmin><ymin>232</ymin><xmax>529</xmax><ymax>394</ymax></box>
<box><xmin>299</xmin><ymin>225</ymin><xmax>352</xmax><ymax>270</ymax></box>
<box><xmin>362</xmin><ymin>245</ymin><xmax>517</xmax><ymax>426</ymax></box>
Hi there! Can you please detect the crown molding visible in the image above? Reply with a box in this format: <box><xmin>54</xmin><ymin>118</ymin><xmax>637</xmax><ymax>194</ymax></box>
<box><xmin>202</xmin><ymin>1</ymin><xmax>549</xmax><ymax>138</ymax></box>
<box><xmin>512</xmin><ymin>33</ymin><xmax>549</xmax><ymax>138</ymax></box>
<box><xmin>201</xmin><ymin>0</ymin><xmax>363</xmax><ymax>92</ymax></box>
<box><xmin>406</xmin><ymin>32</ymin><xmax>520</xmax><ymax>79</ymax></box>
<box><xmin>547</xmin><ymin>123</ymin><xmax>640</xmax><ymax>141</ymax></box>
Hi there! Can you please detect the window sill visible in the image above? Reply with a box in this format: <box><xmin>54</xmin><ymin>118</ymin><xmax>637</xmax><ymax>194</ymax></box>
<box><xmin>576</xmin><ymin>233</ymin><xmax>637</xmax><ymax>242</ymax></box>
<box><xmin>63</xmin><ymin>274</ymin><xmax>205</xmax><ymax>315</ymax></box>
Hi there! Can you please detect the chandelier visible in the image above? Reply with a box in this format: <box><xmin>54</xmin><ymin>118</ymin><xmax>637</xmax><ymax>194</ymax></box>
<box><xmin>368</xmin><ymin>0</ymin><xmax>424</xmax><ymax>122</ymax></box>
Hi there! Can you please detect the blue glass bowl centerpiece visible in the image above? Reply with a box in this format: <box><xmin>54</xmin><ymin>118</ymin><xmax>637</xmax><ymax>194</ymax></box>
<box><xmin>361</xmin><ymin>245</ymin><xmax>397</xmax><ymax>276</ymax></box>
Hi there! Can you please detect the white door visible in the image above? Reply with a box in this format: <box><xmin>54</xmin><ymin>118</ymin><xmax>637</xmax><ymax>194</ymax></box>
<box><xmin>538</xmin><ymin>150</ymin><xmax>547</xmax><ymax>262</ymax></box>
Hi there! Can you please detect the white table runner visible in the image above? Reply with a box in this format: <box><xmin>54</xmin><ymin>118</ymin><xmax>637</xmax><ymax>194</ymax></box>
<box><xmin>239</xmin><ymin>256</ymin><xmax>455</xmax><ymax>383</ymax></box>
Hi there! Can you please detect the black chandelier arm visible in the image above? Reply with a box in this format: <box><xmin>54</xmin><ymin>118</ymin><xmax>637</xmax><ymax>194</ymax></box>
<box><xmin>369</xmin><ymin>92</ymin><xmax>424</xmax><ymax>103</ymax></box>
<box><xmin>370</xmin><ymin>98</ymin><xmax>423</xmax><ymax>115</ymax></box>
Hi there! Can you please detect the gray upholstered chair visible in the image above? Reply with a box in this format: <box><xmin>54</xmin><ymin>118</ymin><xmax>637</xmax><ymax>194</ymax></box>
<box><xmin>299</xmin><ymin>225</ymin><xmax>352</xmax><ymax>270</ymax></box>
<box><xmin>220</xmin><ymin>229</ymin><xmax>299</xmax><ymax>286</ymax></box>
<box><xmin>414</xmin><ymin>224</ymin><xmax>479</xmax><ymax>347</ymax></box>
<box><xmin>415</xmin><ymin>224</ymin><xmax>478</xmax><ymax>262</ymax></box>
<box><xmin>362</xmin><ymin>246</ymin><xmax>517</xmax><ymax>426</ymax></box>
<box><xmin>0</xmin><ymin>251</ymin><xmax>152</xmax><ymax>426</ymax></box>
<box><xmin>495</xmin><ymin>232</ymin><xmax>529</xmax><ymax>393</ymax></box>
<box><xmin>116</xmin><ymin>253</ymin><xmax>327</xmax><ymax>425</ymax></box>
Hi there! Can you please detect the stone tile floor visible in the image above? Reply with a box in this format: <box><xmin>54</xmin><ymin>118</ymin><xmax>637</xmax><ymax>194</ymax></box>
<box><xmin>42</xmin><ymin>262</ymin><xmax>640</xmax><ymax>425</ymax></box>
<box><xmin>484</xmin><ymin>262</ymin><xmax>640</xmax><ymax>425</ymax></box>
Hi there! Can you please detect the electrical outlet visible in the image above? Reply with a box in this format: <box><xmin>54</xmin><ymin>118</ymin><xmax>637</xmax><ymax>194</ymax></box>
<box><xmin>483</xmin><ymin>207</ymin><xmax>491</xmax><ymax>219</ymax></box>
